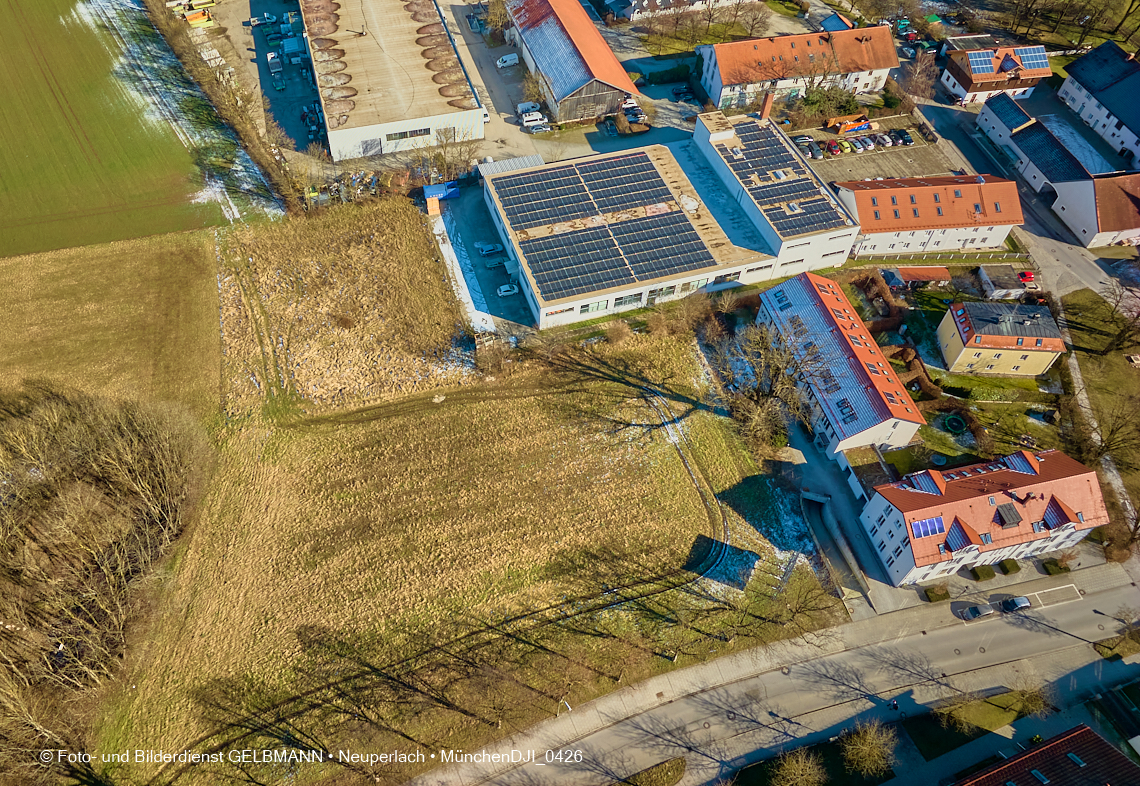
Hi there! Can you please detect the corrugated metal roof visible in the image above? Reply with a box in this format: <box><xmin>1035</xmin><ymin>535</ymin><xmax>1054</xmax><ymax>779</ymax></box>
<box><xmin>1010</xmin><ymin>121</ymin><xmax>1091</xmax><ymax>184</ymax></box>
<box><xmin>507</xmin><ymin>0</ymin><xmax>637</xmax><ymax>102</ymax></box>
<box><xmin>477</xmin><ymin>155</ymin><xmax>547</xmax><ymax>177</ymax></box>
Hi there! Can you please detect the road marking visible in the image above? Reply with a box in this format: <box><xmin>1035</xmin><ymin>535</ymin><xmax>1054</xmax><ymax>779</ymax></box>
<box><xmin>1029</xmin><ymin>584</ymin><xmax>1081</xmax><ymax>609</ymax></box>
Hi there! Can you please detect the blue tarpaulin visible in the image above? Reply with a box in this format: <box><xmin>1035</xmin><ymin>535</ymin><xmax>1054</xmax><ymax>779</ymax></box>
<box><xmin>424</xmin><ymin>181</ymin><xmax>460</xmax><ymax>199</ymax></box>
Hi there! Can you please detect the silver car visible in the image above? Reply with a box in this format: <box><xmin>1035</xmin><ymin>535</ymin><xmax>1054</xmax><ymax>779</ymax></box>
<box><xmin>961</xmin><ymin>604</ymin><xmax>996</xmax><ymax>621</ymax></box>
<box><xmin>876</xmin><ymin>133</ymin><xmax>893</xmax><ymax>147</ymax></box>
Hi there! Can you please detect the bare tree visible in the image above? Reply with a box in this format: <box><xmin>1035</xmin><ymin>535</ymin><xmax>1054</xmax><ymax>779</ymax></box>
<box><xmin>1008</xmin><ymin>673</ymin><xmax>1056</xmax><ymax>719</ymax></box>
<box><xmin>522</xmin><ymin>71</ymin><xmax>545</xmax><ymax>104</ymax></box>
<box><xmin>840</xmin><ymin>719</ymin><xmax>897</xmax><ymax>777</ymax></box>
<box><xmin>1110</xmin><ymin>0</ymin><xmax>1140</xmax><ymax>33</ymax></box>
<box><xmin>737</xmin><ymin>1</ymin><xmax>773</xmax><ymax>37</ymax></box>
<box><xmin>771</xmin><ymin>748</ymin><xmax>827</xmax><ymax>786</ymax></box>
<box><xmin>934</xmin><ymin>689</ymin><xmax>985</xmax><ymax>734</ymax></box>
<box><xmin>1097</xmin><ymin>281</ymin><xmax>1140</xmax><ymax>355</ymax></box>
<box><xmin>903</xmin><ymin>51</ymin><xmax>939</xmax><ymax>99</ymax></box>
<box><xmin>1074</xmin><ymin>393</ymin><xmax>1140</xmax><ymax>468</ymax></box>
<box><xmin>486</xmin><ymin>0</ymin><xmax>511</xmax><ymax>31</ymax></box>
<box><xmin>698</xmin><ymin>0</ymin><xmax>723</xmax><ymax>35</ymax></box>
<box><xmin>1074</xmin><ymin>0</ymin><xmax>1111</xmax><ymax>45</ymax></box>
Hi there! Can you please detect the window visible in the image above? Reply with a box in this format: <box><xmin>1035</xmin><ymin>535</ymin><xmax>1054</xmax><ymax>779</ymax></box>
<box><xmin>891</xmin><ymin>196</ymin><xmax>898</xmax><ymax>205</ymax></box>
<box><xmin>893</xmin><ymin>544</ymin><xmax>903</xmax><ymax>557</ymax></box>
<box><xmin>913</xmin><ymin>209</ymin><xmax>920</xmax><ymax>217</ymax></box>
<box><xmin>954</xmin><ymin>189</ymin><xmax>962</xmax><ymax>198</ymax></box>
<box><xmin>986</xmin><ymin>364</ymin><xmax>995</xmax><ymax>370</ymax></box>
<box><xmin>981</xmin><ymin>533</ymin><xmax>992</xmax><ymax>544</ymax></box>
<box><xmin>849</xmin><ymin>334</ymin><xmax>863</xmax><ymax>346</ymax></box>
<box><xmin>975</xmin><ymin>336</ymin><xmax>982</xmax><ymax>344</ymax></box>
<box><xmin>1035</xmin><ymin>339</ymin><xmax>1043</xmax><ymax>347</ymax></box>
<box><xmin>936</xmin><ymin>206</ymin><xmax>943</xmax><ymax>216</ymax></box>
<box><xmin>878</xmin><ymin>541</ymin><xmax>886</xmax><ymax>552</ymax></box>
<box><xmin>1030</xmin><ymin>770</ymin><xmax>1049</xmax><ymax>784</ymax></box>
<box><xmin>994</xmin><ymin>202</ymin><xmax>1002</xmax><ymax>213</ymax></box>
<box><xmin>385</xmin><ymin>128</ymin><xmax>431</xmax><ymax>141</ymax></box>
<box><xmin>973</xmin><ymin>352</ymin><xmax>982</xmax><ymax>357</ymax></box>
<box><xmin>988</xmin><ymin>496</ymin><xmax>996</xmax><ymax>506</ymax></box>
<box><xmin>1021</xmin><ymin>354</ymin><xmax>1029</xmax><ymax>360</ymax></box>
<box><xmin>910</xmin><ymin>194</ymin><xmax>917</xmax><ymax>204</ymax></box>
<box><xmin>614</xmin><ymin>293</ymin><xmax>642</xmax><ymax>307</ymax></box>
<box><xmin>871</xmin><ymin>197</ymin><xmax>878</xmax><ymax>206</ymax></box>
<box><xmin>886</xmin><ymin>556</ymin><xmax>895</xmax><ymax>567</ymax></box>
<box><xmin>893</xmin><ymin>210</ymin><xmax>900</xmax><ymax>218</ymax></box>
<box><xmin>874</xmin><ymin>210</ymin><xmax>881</xmax><ymax>220</ymax></box>
<box><xmin>545</xmin><ymin>307</ymin><xmax>574</xmax><ymax>316</ymax></box>
<box><xmin>746</xmin><ymin>264</ymin><xmax>773</xmax><ymax>272</ymax></box>
<box><xmin>580</xmin><ymin>300</ymin><xmax>608</xmax><ymax>314</ymax></box>
<box><xmin>933</xmin><ymin>193</ymin><xmax>940</xmax><ymax>203</ymax></box>
<box><xmin>1017</xmin><ymin>337</ymin><xmax>1024</xmax><ymax>346</ymax></box>
<box><xmin>809</xmin><ymin>53</ymin><xmax>815</xmax><ymax>62</ymax></box>
<box><xmin>866</xmin><ymin>362</ymin><xmax>881</xmax><ymax>375</ymax></box>
<box><xmin>713</xmin><ymin>271</ymin><xmax>740</xmax><ymax>284</ymax></box>
<box><xmin>1067</xmin><ymin>753</ymin><xmax>1086</xmax><ymax>767</ymax></box>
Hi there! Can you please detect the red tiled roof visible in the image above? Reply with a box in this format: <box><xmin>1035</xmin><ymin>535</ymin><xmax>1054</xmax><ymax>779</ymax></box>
<box><xmin>712</xmin><ymin>26</ymin><xmax>898</xmax><ymax>87</ymax></box>
<box><xmin>896</xmin><ymin>266</ymin><xmax>951</xmax><ymax>281</ymax></box>
<box><xmin>953</xmin><ymin>724</ymin><xmax>1140</xmax><ymax>786</ymax></box>
<box><xmin>949</xmin><ymin>47</ymin><xmax>1053</xmax><ymax>83</ymax></box>
<box><xmin>835</xmin><ymin>176</ymin><xmax>1023</xmax><ymax>233</ymax></box>
<box><xmin>1093</xmin><ymin>172</ymin><xmax>1140</xmax><ymax>232</ymax></box>
<box><xmin>874</xmin><ymin>449</ymin><xmax>1107</xmax><ymax>567</ymax></box>
<box><xmin>803</xmin><ymin>272</ymin><xmax>924</xmax><ymax>426</ymax></box>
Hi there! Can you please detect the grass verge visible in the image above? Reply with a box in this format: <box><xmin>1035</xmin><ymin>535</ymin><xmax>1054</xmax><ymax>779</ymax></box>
<box><xmin>734</xmin><ymin>737</ymin><xmax>893</xmax><ymax>785</ymax></box>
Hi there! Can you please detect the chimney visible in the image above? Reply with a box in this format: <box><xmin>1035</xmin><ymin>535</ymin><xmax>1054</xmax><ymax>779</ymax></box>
<box><xmin>1128</xmin><ymin>51</ymin><xmax>1136</xmax><ymax>61</ymax></box>
<box><xmin>760</xmin><ymin>91</ymin><xmax>775</xmax><ymax>121</ymax></box>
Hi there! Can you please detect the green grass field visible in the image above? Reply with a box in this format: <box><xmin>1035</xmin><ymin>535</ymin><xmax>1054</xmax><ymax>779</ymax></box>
<box><xmin>0</xmin><ymin>0</ymin><xmax>221</xmax><ymax>256</ymax></box>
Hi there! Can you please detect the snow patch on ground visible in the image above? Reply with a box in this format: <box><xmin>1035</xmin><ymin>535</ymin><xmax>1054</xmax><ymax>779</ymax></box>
<box><xmin>68</xmin><ymin>0</ymin><xmax>284</xmax><ymax>221</ymax></box>
<box><xmin>437</xmin><ymin>208</ymin><xmax>496</xmax><ymax>333</ymax></box>
<box><xmin>1038</xmin><ymin>115</ymin><xmax>1115</xmax><ymax>174</ymax></box>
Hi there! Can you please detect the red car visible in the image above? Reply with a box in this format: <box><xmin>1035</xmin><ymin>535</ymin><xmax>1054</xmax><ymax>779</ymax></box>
<box><xmin>825</xmin><ymin>140</ymin><xmax>842</xmax><ymax>155</ymax></box>
<box><xmin>1018</xmin><ymin>270</ymin><xmax>1035</xmax><ymax>282</ymax></box>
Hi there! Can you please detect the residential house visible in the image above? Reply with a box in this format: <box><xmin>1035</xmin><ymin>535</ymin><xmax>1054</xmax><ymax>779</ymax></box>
<box><xmin>694</xmin><ymin>112</ymin><xmax>859</xmax><ymax>274</ymax></box>
<box><xmin>937</xmin><ymin>301</ymin><xmax>1064</xmax><ymax>376</ymax></box>
<box><xmin>859</xmin><ymin>449</ymin><xmax>1107</xmax><ymax>585</ymax></box>
<box><xmin>756</xmin><ymin>272</ymin><xmax>924</xmax><ymax>460</ymax></box>
<box><xmin>977</xmin><ymin>94</ymin><xmax>1091</xmax><ymax>194</ymax></box>
<box><xmin>505</xmin><ymin>0</ymin><xmax>638</xmax><ymax>122</ymax></box>
<box><xmin>1057</xmin><ymin>40</ymin><xmax>1140</xmax><ymax>169</ymax></box>
<box><xmin>951</xmin><ymin>725</ymin><xmax>1140</xmax><ymax>786</ymax></box>
<box><xmin>941</xmin><ymin>45</ymin><xmax>1052</xmax><ymax>104</ymax></box>
<box><xmin>697</xmin><ymin>27</ymin><xmax>898</xmax><ymax>111</ymax></box>
<box><xmin>833</xmin><ymin>176</ymin><xmax>1023</xmax><ymax>256</ymax></box>
<box><xmin>1051</xmin><ymin>172</ymin><xmax>1140</xmax><ymax>248</ymax></box>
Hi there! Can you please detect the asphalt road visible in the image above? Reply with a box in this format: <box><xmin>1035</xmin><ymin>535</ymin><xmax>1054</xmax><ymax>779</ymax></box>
<box><xmin>407</xmin><ymin>580</ymin><xmax>1140</xmax><ymax>786</ymax></box>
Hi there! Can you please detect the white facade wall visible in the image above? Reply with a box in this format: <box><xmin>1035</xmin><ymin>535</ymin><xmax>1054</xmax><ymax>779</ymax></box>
<box><xmin>860</xmin><ymin>494</ymin><xmax>1094</xmax><ymax>586</ymax></box>
<box><xmin>854</xmin><ymin>224</ymin><xmax>1014</xmax><ymax>255</ymax></box>
<box><xmin>328</xmin><ymin>109</ymin><xmax>485</xmax><ymax>161</ymax></box>
<box><xmin>1058</xmin><ymin>76</ymin><xmax>1140</xmax><ymax>168</ymax></box>
<box><xmin>624</xmin><ymin>0</ymin><xmax>756</xmax><ymax>22</ymax></box>
<box><xmin>697</xmin><ymin>46</ymin><xmax>889</xmax><ymax>110</ymax></box>
<box><xmin>940</xmin><ymin>69</ymin><xmax>1036</xmax><ymax>102</ymax></box>
<box><xmin>977</xmin><ymin>108</ymin><xmax>1054</xmax><ymax>193</ymax></box>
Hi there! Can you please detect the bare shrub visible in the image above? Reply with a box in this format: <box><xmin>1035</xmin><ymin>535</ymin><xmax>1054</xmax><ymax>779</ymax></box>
<box><xmin>607</xmin><ymin>321</ymin><xmax>634</xmax><ymax>345</ymax></box>
<box><xmin>647</xmin><ymin>311</ymin><xmax>671</xmax><ymax>335</ymax></box>
<box><xmin>841</xmin><ymin>719</ymin><xmax>897</xmax><ymax>777</ymax></box>
<box><xmin>771</xmin><ymin>748</ymin><xmax>826</xmax><ymax>786</ymax></box>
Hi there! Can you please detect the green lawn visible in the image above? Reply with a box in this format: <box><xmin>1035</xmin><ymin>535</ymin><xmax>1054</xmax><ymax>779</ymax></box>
<box><xmin>766</xmin><ymin>0</ymin><xmax>803</xmax><ymax>16</ymax></box>
<box><xmin>1094</xmin><ymin>633</ymin><xmax>1140</xmax><ymax>660</ymax></box>
<box><xmin>642</xmin><ymin>22</ymin><xmax>751</xmax><ymax>55</ymax></box>
<box><xmin>902</xmin><ymin>694</ymin><xmax>1025</xmax><ymax>762</ymax></box>
<box><xmin>1060</xmin><ymin>289</ymin><xmax>1140</xmax><ymax>508</ymax></box>
<box><xmin>0</xmin><ymin>0</ymin><xmax>223</xmax><ymax>256</ymax></box>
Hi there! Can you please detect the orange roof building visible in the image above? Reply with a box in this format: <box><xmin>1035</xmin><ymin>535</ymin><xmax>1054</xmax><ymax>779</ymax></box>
<box><xmin>936</xmin><ymin>301</ymin><xmax>1065</xmax><ymax>377</ymax></box>
<box><xmin>506</xmin><ymin>0</ymin><xmax>638</xmax><ymax>122</ymax></box>
<box><xmin>1051</xmin><ymin>172</ymin><xmax>1140</xmax><ymax>248</ymax></box>
<box><xmin>860</xmin><ymin>449</ymin><xmax>1107</xmax><ymax>586</ymax></box>
<box><xmin>757</xmin><ymin>272</ymin><xmax>924</xmax><ymax>459</ymax></box>
<box><xmin>833</xmin><ymin>176</ymin><xmax>1023</xmax><ymax>256</ymax></box>
<box><xmin>697</xmin><ymin>27</ymin><xmax>898</xmax><ymax>111</ymax></box>
<box><xmin>941</xmin><ymin>45</ymin><xmax>1053</xmax><ymax>104</ymax></box>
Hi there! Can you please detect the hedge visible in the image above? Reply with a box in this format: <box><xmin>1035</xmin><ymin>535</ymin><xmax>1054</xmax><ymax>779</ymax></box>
<box><xmin>925</xmin><ymin>586</ymin><xmax>951</xmax><ymax>602</ymax></box>
<box><xmin>971</xmin><ymin>564</ymin><xmax>996</xmax><ymax>581</ymax></box>
<box><xmin>647</xmin><ymin>64</ymin><xmax>690</xmax><ymax>85</ymax></box>
<box><xmin>999</xmin><ymin>558</ymin><xmax>1021</xmax><ymax>575</ymax></box>
<box><xmin>1043</xmin><ymin>558</ymin><xmax>1071</xmax><ymax>575</ymax></box>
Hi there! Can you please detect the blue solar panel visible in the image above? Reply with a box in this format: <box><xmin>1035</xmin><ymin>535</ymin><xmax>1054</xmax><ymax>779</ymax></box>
<box><xmin>945</xmin><ymin>520</ymin><xmax>970</xmax><ymax>551</ymax></box>
<box><xmin>1014</xmin><ymin>45</ymin><xmax>1050</xmax><ymax>71</ymax></box>
<box><xmin>911</xmin><ymin>516</ymin><xmax>946</xmax><ymax>539</ymax></box>
<box><xmin>968</xmin><ymin>50</ymin><xmax>995</xmax><ymax>74</ymax></box>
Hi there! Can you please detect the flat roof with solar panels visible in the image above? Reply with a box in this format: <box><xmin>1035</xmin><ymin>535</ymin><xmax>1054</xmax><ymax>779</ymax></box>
<box><xmin>483</xmin><ymin>146</ymin><xmax>767</xmax><ymax>309</ymax></box>
<box><xmin>702</xmin><ymin>117</ymin><xmax>854</xmax><ymax>240</ymax></box>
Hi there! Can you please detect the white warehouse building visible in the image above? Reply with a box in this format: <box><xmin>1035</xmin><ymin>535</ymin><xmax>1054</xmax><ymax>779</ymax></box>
<box><xmin>299</xmin><ymin>0</ymin><xmax>486</xmax><ymax>161</ymax></box>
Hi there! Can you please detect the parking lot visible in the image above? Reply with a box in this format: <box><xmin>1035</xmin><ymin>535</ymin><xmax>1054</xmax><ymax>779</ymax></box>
<box><xmin>805</xmin><ymin>136</ymin><xmax>965</xmax><ymax>183</ymax></box>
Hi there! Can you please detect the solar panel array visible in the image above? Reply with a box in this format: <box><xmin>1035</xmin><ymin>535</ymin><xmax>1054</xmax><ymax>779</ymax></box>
<box><xmin>911</xmin><ymin>516</ymin><xmax>946</xmax><ymax>539</ymax></box>
<box><xmin>1014</xmin><ymin>45</ymin><xmax>1050</xmax><ymax>70</ymax></box>
<box><xmin>967</xmin><ymin>50</ymin><xmax>995</xmax><ymax>74</ymax></box>
<box><xmin>491</xmin><ymin>151</ymin><xmax>719</xmax><ymax>301</ymax></box>
<box><xmin>720</xmin><ymin>121</ymin><xmax>848</xmax><ymax>238</ymax></box>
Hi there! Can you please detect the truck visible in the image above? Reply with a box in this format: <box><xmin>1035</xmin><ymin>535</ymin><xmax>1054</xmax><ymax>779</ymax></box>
<box><xmin>267</xmin><ymin>52</ymin><xmax>285</xmax><ymax>90</ymax></box>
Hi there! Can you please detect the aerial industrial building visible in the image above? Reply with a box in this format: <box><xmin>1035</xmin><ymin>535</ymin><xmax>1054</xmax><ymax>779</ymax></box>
<box><xmin>298</xmin><ymin>0</ymin><xmax>486</xmax><ymax>161</ymax></box>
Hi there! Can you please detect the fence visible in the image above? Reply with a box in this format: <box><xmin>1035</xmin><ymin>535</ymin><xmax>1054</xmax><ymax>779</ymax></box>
<box><xmin>857</xmin><ymin>252</ymin><xmax>1030</xmax><ymax>262</ymax></box>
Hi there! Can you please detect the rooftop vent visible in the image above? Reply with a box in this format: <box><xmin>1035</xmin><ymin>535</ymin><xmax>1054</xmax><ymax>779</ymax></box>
<box><xmin>731</xmin><ymin>147</ymin><xmax>745</xmax><ymax>159</ymax></box>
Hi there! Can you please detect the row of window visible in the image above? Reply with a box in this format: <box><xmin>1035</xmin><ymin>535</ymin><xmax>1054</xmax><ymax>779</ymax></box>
<box><xmin>385</xmin><ymin>128</ymin><xmax>431</xmax><ymax>142</ymax></box>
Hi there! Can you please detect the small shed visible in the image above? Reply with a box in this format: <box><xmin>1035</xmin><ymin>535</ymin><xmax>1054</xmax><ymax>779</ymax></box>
<box><xmin>897</xmin><ymin>266</ymin><xmax>951</xmax><ymax>287</ymax></box>
<box><xmin>424</xmin><ymin>181</ymin><xmax>460</xmax><ymax>200</ymax></box>
<box><xmin>978</xmin><ymin>264</ymin><xmax>1026</xmax><ymax>300</ymax></box>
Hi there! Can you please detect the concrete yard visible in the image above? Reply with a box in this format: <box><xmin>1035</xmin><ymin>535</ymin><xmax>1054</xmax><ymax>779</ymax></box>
<box><xmin>806</xmin><ymin>139</ymin><xmax>965</xmax><ymax>183</ymax></box>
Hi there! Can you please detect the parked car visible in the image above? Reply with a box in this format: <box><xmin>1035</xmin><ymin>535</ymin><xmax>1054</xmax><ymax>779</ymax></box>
<box><xmin>876</xmin><ymin>132</ymin><xmax>893</xmax><ymax>147</ymax></box>
<box><xmin>600</xmin><ymin>118</ymin><xmax>618</xmax><ymax>136</ymax></box>
<box><xmin>672</xmin><ymin>85</ymin><xmax>693</xmax><ymax>96</ymax></box>
<box><xmin>898</xmin><ymin>128</ymin><xmax>915</xmax><ymax>146</ymax></box>
<box><xmin>850</xmin><ymin>137</ymin><xmax>868</xmax><ymax>152</ymax></box>
<box><xmin>858</xmin><ymin>135</ymin><xmax>875</xmax><ymax>149</ymax></box>
<box><xmin>496</xmin><ymin>53</ymin><xmax>519</xmax><ymax>69</ymax></box>
<box><xmin>524</xmin><ymin>123</ymin><xmax>553</xmax><ymax>134</ymax></box>
<box><xmin>888</xmin><ymin>129</ymin><xmax>904</xmax><ymax>145</ymax></box>
<box><xmin>1001</xmin><ymin>596</ymin><xmax>1032</xmax><ymax>612</ymax></box>
<box><xmin>516</xmin><ymin>101</ymin><xmax>541</xmax><ymax>116</ymax></box>
<box><xmin>826</xmin><ymin>140</ymin><xmax>842</xmax><ymax>155</ymax></box>
<box><xmin>1018</xmin><ymin>270</ymin><xmax>1035</xmax><ymax>282</ymax></box>
<box><xmin>792</xmin><ymin>135</ymin><xmax>814</xmax><ymax>144</ymax></box>
<box><xmin>797</xmin><ymin>141</ymin><xmax>823</xmax><ymax>160</ymax></box>
<box><xmin>485</xmin><ymin>257</ymin><xmax>505</xmax><ymax>269</ymax></box>
<box><xmin>621</xmin><ymin>97</ymin><xmax>640</xmax><ymax>111</ymax></box>
<box><xmin>475</xmin><ymin>242</ymin><xmax>504</xmax><ymax>256</ymax></box>
<box><xmin>838</xmin><ymin>139</ymin><xmax>854</xmax><ymax>153</ymax></box>
<box><xmin>251</xmin><ymin>13</ymin><xmax>278</xmax><ymax>25</ymax></box>
<box><xmin>961</xmin><ymin>604</ymin><xmax>996</xmax><ymax>621</ymax></box>
<box><xmin>497</xmin><ymin>284</ymin><xmax>520</xmax><ymax>297</ymax></box>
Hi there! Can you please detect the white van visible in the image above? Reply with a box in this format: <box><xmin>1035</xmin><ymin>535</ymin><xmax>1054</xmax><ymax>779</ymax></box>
<box><xmin>520</xmin><ymin>111</ymin><xmax>545</xmax><ymax>128</ymax></box>
<box><xmin>496</xmin><ymin>53</ymin><xmax>519</xmax><ymax>69</ymax></box>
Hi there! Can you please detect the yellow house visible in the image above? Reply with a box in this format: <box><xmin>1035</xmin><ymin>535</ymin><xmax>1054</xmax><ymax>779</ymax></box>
<box><xmin>937</xmin><ymin>302</ymin><xmax>1064</xmax><ymax>375</ymax></box>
